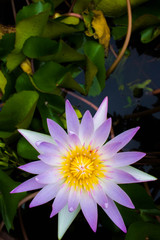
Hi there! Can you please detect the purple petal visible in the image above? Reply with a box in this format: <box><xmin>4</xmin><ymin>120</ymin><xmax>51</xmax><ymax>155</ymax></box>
<box><xmin>80</xmin><ymin>191</ymin><xmax>98</xmax><ymax>232</ymax></box>
<box><xmin>106</xmin><ymin>152</ymin><xmax>146</xmax><ymax>167</ymax></box>
<box><xmin>18</xmin><ymin>129</ymin><xmax>55</xmax><ymax>153</ymax></box>
<box><xmin>102</xmin><ymin>180</ymin><xmax>134</xmax><ymax>209</ymax></box>
<box><xmin>65</xmin><ymin>100</ymin><xmax>79</xmax><ymax>135</ymax></box>
<box><xmin>68</xmin><ymin>133</ymin><xmax>81</xmax><ymax>148</ymax></box>
<box><xmin>38</xmin><ymin>154</ymin><xmax>62</xmax><ymax>166</ymax></box>
<box><xmin>50</xmin><ymin>185</ymin><xmax>69</xmax><ymax>217</ymax></box>
<box><xmin>100</xmin><ymin>142</ymin><xmax>122</xmax><ymax>158</ymax></box>
<box><xmin>106</xmin><ymin>127</ymin><xmax>140</xmax><ymax>152</ymax></box>
<box><xmin>36</xmin><ymin>141</ymin><xmax>59</xmax><ymax>155</ymax></box>
<box><xmin>30</xmin><ymin>183</ymin><xmax>59</xmax><ymax>207</ymax></box>
<box><xmin>121</xmin><ymin>166</ymin><xmax>157</xmax><ymax>182</ymax></box>
<box><xmin>68</xmin><ymin>187</ymin><xmax>80</xmax><ymax>212</ymax></box>
<box><xmin>35</xmin><ymin>168</ymin><xmax>60</xmax><ymax>184</ymax></box>
<box><xmin>93</xmin><ymin>97</ymin><xmax>108</xmax><ymax>130</ymax></box>
<box><xmin>19</xmin><ymin>161</ymin><xmax>50</xmax><ymax>174</ymax></box>
<box><xmin>91</xmin><ymin>185</ymin><xmax>108</xmax><ymax>209</ymax></box>
<box><xmin>79</xmin><ymin>110</ymin><xmax>94</xmax><ymax>145</ymax></box>
<box><xmin>10</xmin><ymin>177</ymin><xmax>44</xmax><ymax>193</ymax></box>
<box><xmin>47</xmin><ymin>119</ymin><xmax>69</xmax><ymax>145</ymax></box>
<box><xmin>106</xmin><ymin>168</ymin><xmax>138</xmax><ymax>184</ymax></box>
<box><xmin>103</xmin><ymin>197</ymin><xmax>127</xmax><ymax>233</ymax></box>
<box><xmin>92</xmin><ymin>118</ymin><xmax>111</xmax><ymax>147</ymax></box>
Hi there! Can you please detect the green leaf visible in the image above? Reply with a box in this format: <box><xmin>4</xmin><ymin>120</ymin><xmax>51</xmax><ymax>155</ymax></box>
<box><xmin>17</xmin><ymin>137</ymin><xmax>38</xmax><ymax>160</ymax></box>
<box><xmin>0</xmin><ymin>91</ymin><xmax>39</xmax><ymax>132</ymax></box>
<box><xmin>16</xmin><ymin>1</ymin><xmax>51</xmax><ymax>24</ymax></box>
<box><xmin>96</xmin><ymin>0</ymin><xmax>148</xmax><ymax>17</ymax></box>
<box><xmin>112</xmin><ymin>0</ymin><xmax>160</xmax><ymax>40</ymax></box>
<box><xmin>6</xmin><ymin>52</ymin><xmax>25</xmax><ymax>72</ymax></box>
<box><xmin>125</xmin><ymin>221</ymin><xmax>160</xmax><ymax>240</ymax></box>
<box><xmin>84</xmin><ymin>56</ymin><xmax>98</xmax><ymax>94</ymax></box>
<box><xmin>15</xmin><ymin>2</ymin><xmax>51</xmax><ymax>53</ymax></box>
<box><xmin>57</xmin><ymin>72</ymin><xmax>85</xmax><ymax>94</ymax></box>
<box><xmin>42</xmin><ymin>20</ymin><xmax>84</xmax><ymax>39</ymax></box>
<box><xmin>0</xmin><ymin>169</ymin><xmax>26</xmax><ymax>231</ymax></box>
<box><xmin>141</xmin><ymin>26</ymin><xmax>160</xmax><ymax>43</ymax></box>
<box><xmin>23</xmin><ymin>36</ymin><xmax>58</xmax><ymax>58</ymax></box>
<box><xmin>39</xmin><ymin>39</ymin><xmax>85</xmax><ymax>62</ymax></box>
<box><xmin>0</xmin><ymin>70</ymin><xmax>7</xmax><ymax>95</ymax></box>
<box><xmin>84</xmin><ymin>40</ymin><xmax>106</xmax><ymax>94</ymax></box>
<box><xmin>23</xmin><ymin>37</ymin><xmax>85</xmax><ymax>62</ymax></box>
<box><xmin>120</xmin><ymin>184</ymin><xmax>156</xmax><ymax>209</ymax></box>
<box><xmin>38</xmin><ymin>94</ymin><xmax>64</xmax><ymax>132</ymax></box>
<box><xmin>15</xmin><ymin>72</ymin><xmax>35</xmax><ymax>92</ymax></box>
<box><xmin>32</xmin><ymin>61</ymin><xmax>67</xmax><ymax>93</ymax></box>
<box><xmin>0</xmin><ymin>33</ymin><xmax>15</xmax><ymax>59</ymax></box>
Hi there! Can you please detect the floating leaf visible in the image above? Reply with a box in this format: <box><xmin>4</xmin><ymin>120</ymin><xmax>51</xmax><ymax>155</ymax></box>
<box><xmin>125</xmin><ymin>222</ymin><xmax>160</xmax><ymax>240</ymax></box>
<box><xmin>92</xmin><ymin>10</ymin><xmax>110</xmax><ymax>53</ymax></box>
<box><xmin>23</xmin><ymin>37</ymin><xmax>85</xmax><ymax>62</ymax></box>
<box><xmin>0</xmin><ymin>91</ymin><xmax>39</xmax><ymax>132</ymax></box>
<box><xmin>84</xmin><ymin>40</ymin><xmax>106</xmax><ymax>95</ymax></box>
<box><xmin>42</xmin><ymin>20</ymin><xmax>84</xmax><ymax>39</ymax></box>
<box><xmin>0</xmin><ymin>70</ymin><xmax>7</xmax><ymax>95</ymax></box>
<box><xmin>141</xmin><ymin>26</ymin><xmax>160</xmax><ymax>43</ymax></box>
<box><xmin>96</xmin><ymin>0</ymin><xmax>149</xmax><ymax>17</ymax></box>
<box><xmin>15</xmin><ymin>72</ymin><xmax>35</xmax><ymax>92</ymax></box>
<box><xmin>6</xmin><ymin>1</ymin><xmax>51</xmax><ymax>70</ymax></box>
<box><xmin>32</xmin><ymin>61</ymin><xmax>67</xmax><ymax>93</ymax></box>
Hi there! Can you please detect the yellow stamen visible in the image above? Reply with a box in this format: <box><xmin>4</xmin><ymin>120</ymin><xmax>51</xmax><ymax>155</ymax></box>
<box><xmin>60</xmin><ymin>145</ymin><xmax>105</xmax><ymax>191</ymax></box>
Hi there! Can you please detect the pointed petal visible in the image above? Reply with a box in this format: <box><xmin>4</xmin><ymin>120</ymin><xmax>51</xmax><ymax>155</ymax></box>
<box><xmin>19</xmin><ymin>161</ymin><xmax>50</xmax><ymax>174</ymax></box>
<box><xmin>106</xmin><ymin>168</ymin><xmax>138</xmax><ymax>184</ymax></box>
<box><xmin>103</xmin><ymin>197</ymin><xmax>127</xmax><ymax>233</ymax></box>
<box><xmin>58</xmin><ymin>205</ymin><xmax>80</xmax><ymax>240</ymax></box>
<box><xmin>121</xmin><ymin>166</ymin><xmax>157</xmax><ymax>182</ymax></box>
<box><xmin>93</xmin><ymin>97</ymin><xmax>108</xmax><ymax>130</ymax></box>
<box><xmin>92</xmin><ymin>118</ymin><xmax>111</xmax><ymax>147</ymax></box>
<box><xmin>80</xmin><ymin>192</ymin><xmax>98</xmax><ymax>232</ymax></box>
<box><xmin>68</xmin><ymin>133</ymin><xmax>81</xmax><ymax>149</ymax></box>
<box><xmin>68</xmin><ymin>187</ymin><xmax>80</xmax><ymax>212</ymax></box>
<box><xmin>91</xmin><ymin>185</ymin><xmax>108</xmax><ymax>209</ymax></box>
<box><xmin>36</xmin><ymin>141</ymin><xmax>59</xmax><ymax>155</ymax></box>
<box><xmin>102</xmin><ymin>180</ymin><xmax>134</xmax><ymax>209</ymax></box>
<box><xmin>50</xmin><ymin>186</ymin><xmax>69</xmax><ymax>217</ymax></box>
<box><xmin>10</xmin><ymin>177</ymin><xmax>44</xmax><ymax>193</ymax></box>
<box><xmin>35</xmin><ymin>168</ymin><xmax>60</xmax><ymax>184</ymax></box>
<box><xmin>30</xmin><ymin>183</ymin><xmax>59</xmax><ymax>207</ymax></box>
<box><xmin>79</xmin><ymin>110</ymin><xmax>94</xmax><ymax>145</ymax></box>
<box><xmin>65</xmin><ymin>100</ymin><xmax>79</xmax><ymax>135</ymax></box>
<box><xmin>106</xmin><ymin>152</ymin><xmax>146</xmax><ymax>167</ymax></box>
<box><xmin>100</xmin><ymin>142</ymin><xmax>122</xmax><ymax>158</ymax></box>
<box><xmin>38</xmin><ymin>154</ymin><xmax>62</xmax><ymax>166</ymax></box>
<box><xmin>106</xmin><ymin>127</ymin><xmax>140</xmax><ymax>152</ymax></box>
<box><xmin>18</xmin><ymin>129</ymin><xmax>55</xmax><ymax>153</ymax></box>
<box><xmin>47</xmin><ymin>119</ymin><xmax>69</xmax><ymax>145</ymax></box>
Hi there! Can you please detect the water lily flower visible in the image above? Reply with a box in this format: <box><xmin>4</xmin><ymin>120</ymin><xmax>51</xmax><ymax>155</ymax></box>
<box><xmin>11</xmin><ymin>97</ymin><xmax>156</xmax><ymax>239</ymax></box>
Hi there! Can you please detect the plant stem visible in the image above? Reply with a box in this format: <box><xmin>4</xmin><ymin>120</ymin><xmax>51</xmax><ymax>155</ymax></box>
<box><xmin>106</xmin><ymin>0</ymin><xmax>132</xmax><ymax>79</ymax></box>
<box><xmin>10</xmin><ymin>0</ymin><xmax>16</xmax><ymax>22</ymax></box>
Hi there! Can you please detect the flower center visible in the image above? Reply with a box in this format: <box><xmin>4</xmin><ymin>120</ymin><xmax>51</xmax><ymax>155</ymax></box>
<box><xmin>60</xmin><ymin>145</ymin><xmax>105</xmax><ymax>191</ymax></box>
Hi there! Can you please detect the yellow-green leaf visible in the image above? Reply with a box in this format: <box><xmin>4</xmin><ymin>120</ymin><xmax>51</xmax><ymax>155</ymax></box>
<box><xmin>92</xmin><ymin>10</ymin><xmax>110</xmax><ymax>54</ymax></box>
<box><xmin>0</xmin><ymin>71</ymin><xmax>7</xmax><ymax>95</ymax></box>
